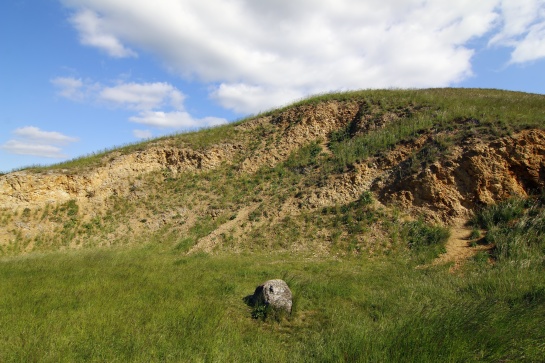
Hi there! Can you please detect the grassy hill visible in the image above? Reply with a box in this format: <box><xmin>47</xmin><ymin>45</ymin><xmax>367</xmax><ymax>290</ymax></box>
<box><xmin>1</xmin><ymin>88</ymin><xmax>544</xmax><ymax>361</ymax></box>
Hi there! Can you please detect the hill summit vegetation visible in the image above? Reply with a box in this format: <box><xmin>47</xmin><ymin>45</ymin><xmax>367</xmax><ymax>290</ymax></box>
<box><xmin>0</xmin><ymin>88</ymin><xmax>544</xmax><ymax>362</ymax></box>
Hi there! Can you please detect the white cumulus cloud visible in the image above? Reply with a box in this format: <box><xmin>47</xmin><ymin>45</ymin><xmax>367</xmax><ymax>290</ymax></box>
<box><xmin>1</xmin><ymin>127</ymin><xmax>79</xmax><ymax>158</ymax></box>
<box><xmin>133</xmin><ymin>129</ymin><xmax>153</xmax><ymax>139</ymax></box>
<box><xmin>70</xmin><ymin>8</ymin><xmax>137</xmax><ymax>58</ymax></box>
<box><xmin>0</xmin><ymin>141</ymin><xmax>66</xmax><ymax>159</ymax></box>
<box><xmin>51</xmin><ymin>77</ymin><xmax>84</xmax><ymax>100</ymax></box>
<box><xmin>13</xmin><ymin>126</ymin><xmax>79</xmax><ymax>145</ymax></box>
<box><xmin>489</xmin><ymin>0</ymin><xmax>545</xmax><ymax>63</ymax></box>
<box><xmin>129</xmin><ymin>111</ymin><xmax>226</xmax><ymax>129</ymax></box>
<box><xmin>99</xmin><ymin>82</ymin><xmax>184</xmax><ymax>111</ymax></box>
<box><xmin>51</xmin><ymin>76</ymin><xmax>100</xmax><ymax>101</ymax></box>
<box><xmin>60</xmin><ymin>0</ymin><xmax>545</xmax><ymax>114</ymax></box>
<box><xmin>212</xmin><ymin>84</ymin><xmax>305</xmax><ymax>114</ymax></box>
<box><xmin>52</xmin><ymin>77</ymin><xmax>227</xmax><ymax>131</ymax></box>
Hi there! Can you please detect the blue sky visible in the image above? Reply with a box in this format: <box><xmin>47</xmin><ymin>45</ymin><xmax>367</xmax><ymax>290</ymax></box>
<box><xmin>1</xmin><ymin>0</ymin><xmax>544</xmax><ymax>173</ymax></box>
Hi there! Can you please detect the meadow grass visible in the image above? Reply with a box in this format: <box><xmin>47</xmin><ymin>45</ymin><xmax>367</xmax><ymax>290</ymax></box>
<box><xmin>1</xmin><ymin>196</ymin><xmax>543</xmax><ymax>362</ymax></box>
<box><xmin>1</xmin><ymin>230</ymin><xmax>543</xmax><ymax>362</ymax></box>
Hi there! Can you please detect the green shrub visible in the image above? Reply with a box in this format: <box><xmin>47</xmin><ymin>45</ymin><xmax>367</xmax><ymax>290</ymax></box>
<box><xmin>285</xmin><ymin>141</ymin><xmax>323</xmax><ymax>173</ymax></box>
<box><xmin>402</xmin><ymin>219</ymin><xmax>450</xmax><ymax>263</ymax></box>
<box><xmin>469</xmin><ymin>228</ymin><xmax>481</xmax><ymax>240</ymax></box>
<box><xmin>471</xmin><ymin>198</ymin><xmax>527</xmax><ymax>229</ymax></box>
<box><xmin>472</xmin><ymin>251</ymin><xmax>490</xmax><ymax>265</ymax></box>
<box><xmin>403</xmin><ymin>219</ymin><xmax>450</xmax><ymax>249</ymax></box>
<box><xmin>357</xmin><ymin>191</ymin><xmax>374</xmax><ymax>206</ymax></box>
<box><xmin>22</xmin><ymin>208</ymin><xmax>31</xmax><ymax>219</ymax></box>
<box><xmin>472</xmin><ymin>196</ymin><xmax>545</xmax><ymax>263</ymax></box>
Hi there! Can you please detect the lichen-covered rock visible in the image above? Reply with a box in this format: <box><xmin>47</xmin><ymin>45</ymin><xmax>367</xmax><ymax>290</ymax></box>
<box><xmin>251</xmin><ymin>279</ymin><xmax>293</xmax><ymax>314</ymax></box>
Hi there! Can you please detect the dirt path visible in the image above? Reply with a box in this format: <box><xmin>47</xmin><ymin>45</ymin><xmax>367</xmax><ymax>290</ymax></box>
<box><xmin>432</xmin><ymin>222</ymin><xmax>490</xmax><ymax>272</ymax></box>
<box><xmin>433</xmin><ymin>224</ymin><xmax>474</xmax><ymax>271</ymax></box>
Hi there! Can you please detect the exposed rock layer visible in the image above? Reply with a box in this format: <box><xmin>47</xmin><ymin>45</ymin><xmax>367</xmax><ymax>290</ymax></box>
<box><xmin>1</xmin><ymin>98</ymin><xmax>544</xmax><ymax>250</ymax></box>
<box><xmin>0</xmin><ymin>144</ymin><xmax>238</xmax><ymax>210</ymax></box>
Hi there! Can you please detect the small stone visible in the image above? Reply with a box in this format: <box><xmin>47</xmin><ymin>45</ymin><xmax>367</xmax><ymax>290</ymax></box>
<box><xmin>250</xmin><ymin>279</ymin><xmax>293</xmax><ymax>314</ymax></box>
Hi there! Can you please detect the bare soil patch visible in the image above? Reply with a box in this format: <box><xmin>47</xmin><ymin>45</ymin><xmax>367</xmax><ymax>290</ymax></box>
<box><xmin>433</xmin><ymin>222</ymin><xmax>492</xmax><ymax>272</ymax></box>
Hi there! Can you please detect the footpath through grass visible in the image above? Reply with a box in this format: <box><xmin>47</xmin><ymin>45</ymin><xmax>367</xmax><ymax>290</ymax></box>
<box><xmin>1</xmin><ymin>233</ymin><xmax>544</xmax><ymax>362</ymax></box>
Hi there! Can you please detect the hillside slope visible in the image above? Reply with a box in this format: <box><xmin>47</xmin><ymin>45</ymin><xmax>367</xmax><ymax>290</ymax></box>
<box><xmin>1</xmin><ymin>88</ymin><xmax>544</xmax><ymax>256</ymax></box>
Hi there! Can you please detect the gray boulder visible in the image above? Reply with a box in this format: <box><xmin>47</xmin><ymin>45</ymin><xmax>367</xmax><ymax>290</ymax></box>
<box><xmin>250</xmin><ymin>279</ymin><xmax>293</xmax><ymax>314</ymax></box>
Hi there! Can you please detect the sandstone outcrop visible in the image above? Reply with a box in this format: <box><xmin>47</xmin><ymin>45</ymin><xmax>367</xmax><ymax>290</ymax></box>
<box><xmin>375</xmin><ymin>129</ymin><xmax>545</xmax><ymax>221</ymax></box>
<box><xmin>0</xmin><ymin>144</ymin><xmax>238</xmax><ymax>210</ymax></box>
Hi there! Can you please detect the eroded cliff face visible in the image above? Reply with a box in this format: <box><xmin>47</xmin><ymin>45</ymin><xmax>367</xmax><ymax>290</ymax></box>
<box><xmin>375</xmin><ymin>129</ymin><xmax>545</xmax><ymax>221</ymax></box>
<box><xmin>233</xmin><ymin>100</ymin><xmax>545</xmax><ymax>222</ymax></box>
<box><xmin>238</xmin><ymin>101</ymin><xmax>362</xmax><ymax>172</ymax></box>
<box><xmin>1</xmin><ymin>98</ymin><xmax>544</xmax><ymax>253</ymax></box>
<box><xmin>0</xmin><ymin>144</ymin><xmax>239</xmax><ymax>210</ymax></box>
<box><xmin>285</xmin><ymin>129</ymin><xmax>545</xmax><ymax>223</ymax></box>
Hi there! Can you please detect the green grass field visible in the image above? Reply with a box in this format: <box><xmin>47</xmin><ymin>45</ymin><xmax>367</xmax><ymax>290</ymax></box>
<box><xmin>1</xmin><ymin>197</ymin><xmax>544</xmax><ymax>362</ymax></box>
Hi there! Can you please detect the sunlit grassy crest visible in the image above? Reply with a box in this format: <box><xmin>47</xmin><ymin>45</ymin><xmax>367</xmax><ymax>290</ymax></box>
<box><xmin>12</xmin><ymin>88</ymin><xmax>544</xmax><ymax>174</ymax></box>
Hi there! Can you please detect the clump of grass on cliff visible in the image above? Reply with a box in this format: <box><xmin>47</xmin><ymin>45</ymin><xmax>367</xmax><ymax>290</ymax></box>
<box><xmin>402</xmin><ymin>218</ymin><xmax>450</xmax><ymax>263</ymax></box>
<box><xmin>470</xmin><ymin>194</ymin><xmax>545</xmax><ymax>264</ymax></box>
